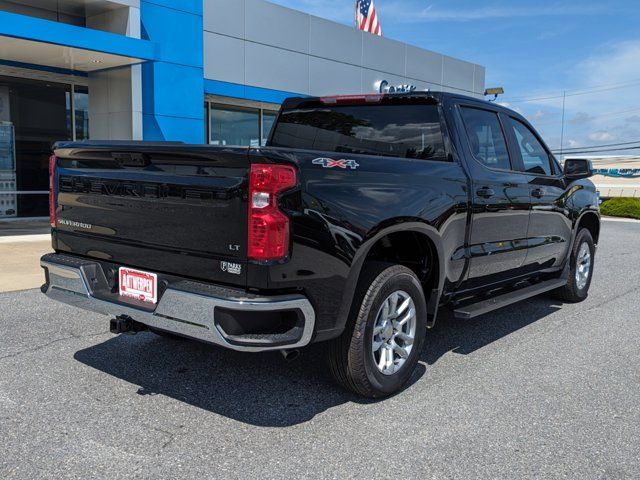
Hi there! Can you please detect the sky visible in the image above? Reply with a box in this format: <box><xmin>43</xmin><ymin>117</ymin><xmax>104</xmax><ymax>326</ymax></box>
<box><xmin>269</xmin><ymin>0</ymin><xmax>640</xmax><ymax>154</ymax></box>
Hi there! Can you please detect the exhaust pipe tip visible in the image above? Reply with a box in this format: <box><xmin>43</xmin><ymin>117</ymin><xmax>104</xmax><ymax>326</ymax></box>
<box><xmin>280</xmin><ymin>349</ymin><xmax>300</xmax><ymax>361</ymax></box>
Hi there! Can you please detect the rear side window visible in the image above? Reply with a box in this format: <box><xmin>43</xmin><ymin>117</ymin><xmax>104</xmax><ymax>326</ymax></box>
<box><xmin>510</xmin><ymin>118</ymin><xmax>554</xmax><ymax>176</ymax></box>
<box><xmin>270</xmin><ymin>104</ymin><xmax>447</xmax><ymax>161</ymax></box>
<box><xmin>460</xmin><ymin>107</ymin><xmax>511</xmax><ymax>171</ymax></box>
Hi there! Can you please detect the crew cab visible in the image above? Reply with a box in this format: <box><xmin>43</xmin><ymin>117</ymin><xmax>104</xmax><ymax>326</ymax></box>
<box><xmin>41</xmin><ymin>92</ymin><xmax>600</xmax><ymax>397</ymax></box>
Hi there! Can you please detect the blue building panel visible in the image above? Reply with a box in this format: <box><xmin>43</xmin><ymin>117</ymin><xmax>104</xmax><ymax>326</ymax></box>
<box><xmin>141</xmin><ymin>0</ymin><xmax>204</xmax><ymax>143</ymax></box>
<box><xmin>142</xmin><ymin>62</ymin><xmax>204</xmax><ymax>119</ymax></box>
<box><xmin>0</xmin><ymin>10</ymin><xmax>157</xmax><ymax>61</ymax></box>
<box><xmin>143</xmin><ymin>0</ymin><xmax>203</xmax><ymax>16</ymax></box>
<box><xmin>143</xmin><ymin>114</ymin><xmax>204</xmax><ymax>144</ymax></box>
<box><xmin>141</xmin><ymin>1</ymin><xmax>203</xmax><ymax>67</ymax></box>
<box><xmin>204</xmin><ymin>79</ymin><xmax>305</xmax><ymax>105</ymax></box>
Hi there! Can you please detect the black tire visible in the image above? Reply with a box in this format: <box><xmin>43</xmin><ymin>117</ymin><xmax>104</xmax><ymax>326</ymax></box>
<box><xmin>553</xmin><ymin>228</ymin><xmax>595</xmax><ymax>303</ymax></box>
<box><xmin>327</xmin><ymin>262</ymin><xmax>428</xmax><ymax>398</ymax></box>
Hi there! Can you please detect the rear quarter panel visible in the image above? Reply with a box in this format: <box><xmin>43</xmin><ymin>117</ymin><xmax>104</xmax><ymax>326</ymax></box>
<box><xmin>249</xmin><ymin>147</ymin><xmax>470</xmax><ymax>337</ymax></box>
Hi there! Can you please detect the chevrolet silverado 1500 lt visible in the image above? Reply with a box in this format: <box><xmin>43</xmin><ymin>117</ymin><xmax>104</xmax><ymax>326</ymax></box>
<box><xmin>41</xmin><ymin>92</ymin><xmax>600</xmax><ymax>397</ymax></box>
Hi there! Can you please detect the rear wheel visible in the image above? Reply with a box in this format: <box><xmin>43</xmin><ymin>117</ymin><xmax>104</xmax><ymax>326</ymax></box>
<box><xmin>554</xmin><ymin>228</ymin><xmax>595</xmax><ymax>303</ymax></box>
<box><xmin>328</xmin><ymin>262</ymin><xmax>427</xmax><ymax>398</ymax></box>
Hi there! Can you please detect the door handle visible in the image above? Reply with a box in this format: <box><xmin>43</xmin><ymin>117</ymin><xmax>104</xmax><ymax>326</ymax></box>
<box><xmin>476</xmin><ymin>187</ymin><xmax>495</xmax><ymax>198</ymax></box>
<box><xmin>531</xmin><ymin>188</ymin><xmax>545</xmax><ymax>198</ymax></box>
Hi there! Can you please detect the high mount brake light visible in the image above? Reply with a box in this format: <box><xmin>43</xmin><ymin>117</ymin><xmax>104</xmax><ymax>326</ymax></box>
<box><xmin>319</xmin><ymin>94</ymin><xmax>383</xmax><ymax>105</ymax></box>
<box><xmin>248</xmin><ymin>164</ymin><xmax>297</xmax><ymax>261</ymax></box>
<box><xmin>49</xmin><ymin>154</ymin><xmax>57</xmax><ymax>228</ymax></box>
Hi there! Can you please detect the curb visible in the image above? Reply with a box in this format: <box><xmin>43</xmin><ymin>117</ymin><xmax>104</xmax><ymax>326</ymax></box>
<box><xmin>601</xmin><ymin>216</ymin><xmax>640</xmax><ymax>223</ymax></box>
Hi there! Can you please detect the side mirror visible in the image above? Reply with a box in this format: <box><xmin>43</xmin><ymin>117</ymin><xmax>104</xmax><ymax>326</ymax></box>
<box><xmin>564</xmin><ymin>158</ymin><xmax>593</xmax><ymax>180</ymax></box>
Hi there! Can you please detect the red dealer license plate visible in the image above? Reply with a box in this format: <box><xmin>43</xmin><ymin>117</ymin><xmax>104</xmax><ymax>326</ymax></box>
<box><xmin>119</xmin><ymin>267</ymin><xmax>158</xmax><ymax>304</ymax></box>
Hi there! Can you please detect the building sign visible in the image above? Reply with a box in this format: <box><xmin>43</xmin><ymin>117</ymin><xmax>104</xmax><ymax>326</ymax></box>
<box><xmin>375</xmin><ymin>80</ymin><xmax>418</xmax><ymax>94</ymax></box>
<box><xmin>594</xmin><ymin>168</ymin><xmax>640</xmax><ymax>178</ymax></box>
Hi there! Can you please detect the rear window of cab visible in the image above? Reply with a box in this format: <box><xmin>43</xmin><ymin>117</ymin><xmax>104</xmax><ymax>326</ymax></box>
<box><xmin>271</xmin><ymin>104</ymin><xmax>447</xmax><ymax>161</ymax></box>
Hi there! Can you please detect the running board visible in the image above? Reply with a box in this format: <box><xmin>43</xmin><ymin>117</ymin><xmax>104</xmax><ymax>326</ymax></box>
<box><xmin>453</xmin><ymin>278</ymin><xmax>567</xmax><ymax>319</ymax></box>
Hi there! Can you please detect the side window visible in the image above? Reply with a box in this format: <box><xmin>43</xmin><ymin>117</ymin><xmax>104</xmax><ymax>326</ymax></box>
<box><xmin>510</xmin><ymin>118</ymin><xmax>553</xmax><ymax>176</ymax></box>
<box><xmin>460</xmin><ymin>107</ymin><xmax>511</xmax><ymax>170</ymax></box>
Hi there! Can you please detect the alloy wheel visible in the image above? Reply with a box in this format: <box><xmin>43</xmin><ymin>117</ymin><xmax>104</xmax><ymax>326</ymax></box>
<box><xmin>371</xmin><ymin>290</ymin><xmax>417</xmax><ymax>375</ymax></box>
<box><xmin>575</xmin><ymin>241</ymin><xmax>592</xmax><ymax>290</ymax></box>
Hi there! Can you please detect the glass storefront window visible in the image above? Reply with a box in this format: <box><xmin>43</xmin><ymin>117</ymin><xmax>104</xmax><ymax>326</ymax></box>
<box><xmin>205</xmin><ymin>100</ymin><xmax>279</xmax><ymax>148</ymax></box>
<box><xmin>3</xmin><ymin>77</ymin><xmax>73</xmax><ymax>217</ymax></box>
<box><xmin>0</xmin><ymin>75</ymin><xmax>88</xmax><ymax>218</ymax></box>
<box><xmin>204</xmin><ymin>102</ymin><xmax>208</xmax><ymax>143</ymax></box>
<box><xmin>74</xmin><ymin>85</ymin><xmax>89</xmax><ymax>140</ymax></box>
<box><xmin>209</xmin><ymin>105</ymin><xmax>260</xmax><ymax>147</ymax></box>
<box><xmin>262</xmin><ymin>111</ymin><xmax>277</xmax><ymax>146</ymax></box>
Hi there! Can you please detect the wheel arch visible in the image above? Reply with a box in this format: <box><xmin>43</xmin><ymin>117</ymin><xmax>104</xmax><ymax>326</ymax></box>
<box><xmin>576</xmin><ymin>210</ymin><xmax>600</xmax><ymax>245</ymax></box>
<box><xmin>559</xmin><ymin>209</ymin><xmax>600</xmax><ymax>272</ymax></box>
<box><xmin>336</xmin><ymin>220</ymin><xmax>446</xmax><ymax>334</ymax></box>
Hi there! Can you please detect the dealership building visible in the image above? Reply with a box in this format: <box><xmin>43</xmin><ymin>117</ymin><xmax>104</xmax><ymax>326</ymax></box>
<box><xmin>0</xmin><ymin>0</ymin><xmax>485</xmax><ymax>218</ymax></box>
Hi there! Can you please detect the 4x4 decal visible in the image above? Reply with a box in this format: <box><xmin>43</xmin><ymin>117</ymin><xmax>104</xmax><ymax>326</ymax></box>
<box><xmin>312</xmin><ymin>158</ymin><xmax>360</xmax><ymax>170</ymax></box>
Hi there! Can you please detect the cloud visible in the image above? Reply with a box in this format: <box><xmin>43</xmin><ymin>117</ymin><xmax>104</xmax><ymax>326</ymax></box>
<box><xmin>498</xmin><ymin>101</ymin><xmax>522</xmax><ymax>114</ymax></box>
<box><xmin>509</xmin><ymin>39</ymin><xmax>640</xmax><ymax>150</ymax></box>
<box><xmin>577</xmin><ymin>41</ymin><xmax>640</xmax><ymax>93</ymax></box>
<box><xmin>536</xmin><ymin>25</ymin><xmax>576</xmax><ymax>41</ymax></box>
<box><xmin>564</xmin><ymin>40</ymin><xmax>640</xmax><ymax>147</ymax></box>
<box><xmin>533</xmin><ymin>110</ymin><xmax>547</xmax><ymax>120</ymax></box>
<box><xmin>588</xmin><ymin>131</ymin><xmax>615</xmax><ymax>142</ymax></box>
<box><xmin>569</xmin><ymin>112</ymin><xmax>595</xmax><ymax>125</ymax></box>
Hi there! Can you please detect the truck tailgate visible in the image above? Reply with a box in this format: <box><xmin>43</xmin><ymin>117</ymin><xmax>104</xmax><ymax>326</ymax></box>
<box><xmin>52</xmin><ymin>144</ymin><xmax>249</xmax><ymax>286</ymax></box>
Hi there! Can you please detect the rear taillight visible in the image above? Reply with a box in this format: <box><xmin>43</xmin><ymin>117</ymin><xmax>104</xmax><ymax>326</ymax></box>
<box><xmin>49</xmin><ymin>154</ymin><xmax>57</xmax><ymax>228</ymax></box>
<box><xmin>248</xmin><ymin>164</ymin><xmax>297</xmax><ymax>261</ymax></box>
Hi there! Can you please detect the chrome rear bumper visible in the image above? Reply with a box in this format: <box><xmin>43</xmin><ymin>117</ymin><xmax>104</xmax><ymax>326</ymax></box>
<box><xmin>40</xmin><ymin>253</ymin><xmax>315</xmax><ymax>352</ymax></box>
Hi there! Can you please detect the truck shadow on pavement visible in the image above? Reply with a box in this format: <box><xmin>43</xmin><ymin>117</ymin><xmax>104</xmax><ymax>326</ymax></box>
<box><xmin>421</xmin><ymin>299</ymin><xmax>562</xmax><ymax>366</ymax></box>
<box><xmin>73</xmin><ymin>297</ymin><xmax>561</xmax><ymax>427</ymax></box>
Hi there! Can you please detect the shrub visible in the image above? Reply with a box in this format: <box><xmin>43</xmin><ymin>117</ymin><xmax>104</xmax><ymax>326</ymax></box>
<box><xmin>600</xmin><ymin>197</ymin><xmax>640</xmax><ymax>220</ymax></box>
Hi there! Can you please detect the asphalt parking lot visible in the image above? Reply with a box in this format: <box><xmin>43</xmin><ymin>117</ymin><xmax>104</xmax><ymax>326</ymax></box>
<box><xmin>1</xmin><ymin>218</ymin><xmax>639</xmax><ymax>479</ymax></box>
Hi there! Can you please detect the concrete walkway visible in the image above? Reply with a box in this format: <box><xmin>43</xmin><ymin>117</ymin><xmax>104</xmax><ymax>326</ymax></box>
<box><xmin>0</xmin><ymin>219</ymin><xmax>51</xmax><ymax>237</ymax></box>
<box><xmin>0</xmin><ymin>221</ymin><xmax>52</xmax><ymax>293</ymax></box>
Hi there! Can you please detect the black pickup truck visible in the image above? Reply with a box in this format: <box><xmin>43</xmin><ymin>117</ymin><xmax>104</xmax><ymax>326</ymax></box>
<box><xmin>42</xmin><ymin>92</ymin><xmax>600</xmax><ymax>397</ymax></box>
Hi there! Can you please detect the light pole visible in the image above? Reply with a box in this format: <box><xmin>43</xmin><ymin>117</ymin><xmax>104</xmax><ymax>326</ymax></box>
<box><xmin>559</xmin><ymin>90</ymin><xmax>566</xmax><ymax>158</ymax></box>
<box><xmin>354</xmin><ymin>1</ymin><xmax>358</xmax><ymax>28</ymax></box>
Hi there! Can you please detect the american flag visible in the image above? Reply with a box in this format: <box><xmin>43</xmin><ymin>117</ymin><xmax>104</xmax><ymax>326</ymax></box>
<box><xmin>356</xmin><ymin>0</ymin><xmax>382</xmax><ymax>36</ymax></box>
